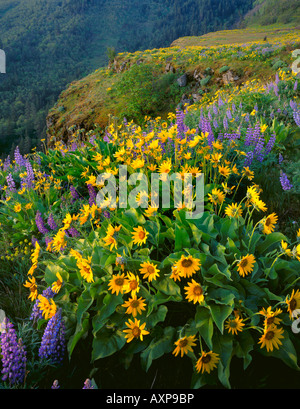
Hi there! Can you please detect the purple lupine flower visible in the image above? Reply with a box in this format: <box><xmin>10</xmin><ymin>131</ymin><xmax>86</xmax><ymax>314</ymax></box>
<box><xmin>0</xmin><ymin>319</ymin><xmax>27</xmax><ymax>386</ymax></box>
<box><xmin>70</xmin><ymin>185</ymin><xmax>79</xmax><ymax>201</ymax></box>
<box><xmin>293</xmin><ymin>110</ymin><xmax>300</xmax><ymax>127</ymax></box>
<box><xmin>87</xmin><ymin>184</ymin><xmax>97</xmax><ymax>206</ymax></box>
<box><xmin>25</xmin><ymin>159</ymin><xmax>35</xmax><ymax>188</ymax></box>
<box><xmin>226</xmin><ymin>109</ymin><xmax>232</xmax><ymax>120</ymax></box>
<box><xmin>14</xmin><ymin>147</ymin><xmax>26</xmax><ymax>168</ymax></box>
<box><xmin>223</xmin><ymin>116</ymin><xmax>228</xmax><ymax>130</ymax></box>
<box><xmin>217</xmin><ymin>132</ymin><xmax>224</xmax><ymax>142</ymax></box>
<box><xmin>280</xmin><ymin>172</ymin><xmax>293</xmax><ymax>191</ymax></box>
<box><xmin>51</xmin><ymin>380</ymin><xmax>60</xmax><ymax>389</ymax></box>
<box><xmin>213</xmin><ymin>119</ymin><xmax>219</xmax><ymax>129</ymax></box>
<box><xmin>244</xmin><ymin>126</ymin><xmax>254</xmax><ymax>147</ymax></box>
<box><xmin>294</xmin><ymin>80</ymin><xmax>298</xmax><ymax>91</ymax></box>
<box><xmin>35</xmin><ymin>210</ymin><xmax>49</xmax><ymax>235</ymax></box>
<box><xmin>176</xmin><ymin>109</ymin><xmax>186</xmax><ymax>139</ymax></box>
<box><xmin>39</xmin><ymin>309</ymin><xmax>66</xmax><ymax>365</ymax></box>
<box><xmin>254</xmin><ymin>136</ymin><xmax>265</xmax><ymax>162</ymax></box>
<box><xmin>31</xmin><ymin>236</ymin><xmax>39</xmax><ymax>247</ymax></box>
<box><xmin>244</xmin><ymin>151</ymin><xmax>254</xmax><ymax>168</ymax></box>
<box><xmin>290</xmin><ymin>100</ymin><xmax>298</xmax><ymax>111</ymax></box>
<box><xmin>70</xmin><ymin>142</ymin><xmax>78</xmax><ymax>151</ymax></box>
<box><xmin>200</xmin><ymin>117</ymin><xmax>214</xmax><ymax>147</ymax></box>
<box><xmin>213</xmin><ymin>104</ymin><xmax>218</xmax><ymax>115</ymax></box>
<box><xmin>47</xmin><ymin>214</ymin><xmax>58</xmax><ymax>231</ymax></box>
<box><xmin>89</xmin><ymin>135</ymin><xmax>96</xmax><ymax>145</ymax></box>
<box><xmin>3</xmin><ymin>156</ymin><xmax>11</xmax><ymax>171</ymax></box>
<box><xmin>218</xmin><ymin>97</ymin><xmax>224</xmax><ymax>107</ymax></box>
<box><xmin>83</xmin><ymin>379</ymin><xmax>94</xmax><ymax>389</ymax></box>
<box><xmin>45</xmin><ymin>236</ymin><xmax>52</xmax><ymax>248</ymax></box>
<box><xmin>264</xmin><ymin>134</ymin><xmax>276</xmax><ymax>155</ymax></box>
<box><xmin>67</xmin><ymin>227</ymin><xmax>80</xmax><ymax>238</ymax></box>
<box><xmin>6</xmin><ymin>173</ymin><xmax>16</xmax><ymax>192</ymax></box>
<box><xmin>30</xmin><ymin>287</ymin><xmax>55</xmax><ymax>322</ymax></box>
<box><xmin>279</xmin><ymin>153</ymin><xmax>284</xmax><ymax>164</ymax></box>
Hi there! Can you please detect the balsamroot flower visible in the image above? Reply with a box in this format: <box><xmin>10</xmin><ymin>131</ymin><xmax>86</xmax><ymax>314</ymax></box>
<box><xmin>0</xmin><ymin>319</ymin><xmax>27</xmax><ymax>386</ymax></box>
<box><xmin>30</xmin><ymin>287</ymin><xmax>55</xmax><ymax>322</ymax></box>
<box><xmin>172</xmin><ymin>335</ymin><xmax>197</xmax><ymax>358</ymax></box>
<box><xmin>195</xmin><ymin>351</ymin><xmax>220</xmax><ymax>374</ymax></box>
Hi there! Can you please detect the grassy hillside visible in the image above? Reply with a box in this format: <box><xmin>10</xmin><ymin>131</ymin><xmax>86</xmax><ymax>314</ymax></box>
<box><xmin>243</xmin><ymin>0</ymin><xmax>300</xmax><ymax>27</ymax></box>
<box><xmin>46</xmin><ymin>26</ymin><xmax>300</xmax><ymax>145</ymax></box>
<box><xmin>0</xmin><ymin>0</ymin><xmax>254</xmax><ymax>158</ymax></box>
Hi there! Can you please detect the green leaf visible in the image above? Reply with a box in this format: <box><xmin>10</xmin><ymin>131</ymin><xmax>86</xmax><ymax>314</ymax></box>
<box><xmin>213</xmin><ymin>331</ymin><xmax>233</xmax><ymax>389</ymax></box>
<box><xmin>209</xmin><ymin>303</ymin><xmax>233</xmax><ymax>334</ymax></box>
<box><xmin>260</xmin><ymin>330</ymin><xmax>300</xmax><ymax>371</ymax></box>
<box><xmin>146</xmin><ymin>305</ymin><xmax>168</xmax><ymax>328</ymax></box>
<box><xmin>175</xmin><ymin>223</ymin><xmax>191</xmax><ymax>251</ymax></box>
<box><xmin>152</xmin><ymin>277</ymin><xmax>182</xmax><ymax>298</ymax></box>
<box><xmin>140</xmin><ymin>326</ymin><xmax>176</xmax><ymax>372</ymax></box>
<box><xmin>195</xmin><ymin>306</ymin><xmax>214</xmax><ymax>349</ymax></box>
<box><xmin>67</xmin><ymin>317</ymin><xmax>89</xmax><ymax>357</ymax></box>
<box><xmin>123</xmin><ymin>208</ymin><xmax>146</xmax><ymax>226</ymax></box>
<box><xmin>206</xmin><ymin>288</ymin><xmax>235</xmax><ymax>306</ymax></box>
<box><xmin>92</xmin><ymin>293</ymin><xmax>123</xmax><ymax>335</ymax></box>
<box><xmin>256</xmin><ymin>232</ymin><xmax>288</xmax><ymax>254</ymax></box>
<box><xmin>187</xmin><ymin>222</ymin><xmax>203</xmax><ymax>245</ymax></box>
<box><xmin>77</xmin><ymin>289</ymin><xmax>94</xmax><ymax>325</ymax></box>
<box><xmin>234</xmin><ymin>331</ymin><xmax>254</xmax><ymax>370</ymax></box>
<box><xmin>92</xmin><ymin>328</ymin><xmax>126</xmax><ymax>361</ymax></box>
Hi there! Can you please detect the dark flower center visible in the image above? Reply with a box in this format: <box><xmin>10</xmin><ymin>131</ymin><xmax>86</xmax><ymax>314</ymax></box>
<box><xmin>240</xmin><ymin>259</ymin><xmax>248</xmax><ymax>268</ymax></box>
<box><xmin>202</xmin><ymin>355</ymin><xmax>211</xmax><ymax>364</ymax></box>
<box><xmin>290</xmin><ymin>298</ymin><xmax>297</xmax><ymax>311</ymax></box>
<box><xmin>115</xmin><ymin>278</ymin><xmax>124</xmax><ymax>286</ymax></box>
<box><xmin>131</xmin><ymin>300</ymin><xmax>140</xmax><ymax>308</ymax></box>
<box><xmin>138</xmin><ymin>231</ymin><xmax>146</xmax><ymax>239</ymax></box>
<box><xmin>265</xmin><ymin>330</ymin><xmax>274</xmax><ymax>341</ymax></box>
<box><xmin>193</xmin><ymin>285</ymin><xmax>203</xmax><ymax>296</ymax></box>
<box><xmin>132</xmin><ymin>327</ymin><xmax>141</xmax><ymax>338</ymax></box>
<box><xmin>147</xmin><ymin>265</ymin><xmax>155</xmax><ymax>274</ymax></box>
<box><xmin>179</xmin><ymin>339</ymin><xmax>188</xmax><ymax>348</ymax></box>
<box><xmin>130</xmin><ymin>280</ymin><xmax>138</xmax><ymax>290</ymax></box>
<box><xmin>182</xmin><ymin>259</ymin><xmax>193</xmax><ymax>268</ymax></box>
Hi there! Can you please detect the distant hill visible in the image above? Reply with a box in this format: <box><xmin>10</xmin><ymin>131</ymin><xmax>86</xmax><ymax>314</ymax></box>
<box><xmin>243</xmin><ymin>0</ymin><xmax>300</xmax><ymax>27</ymax></box>
<box><xmin>0</xmin><ymin>0</ymin><xmax>255</xmax><ymax>157</ymax></box>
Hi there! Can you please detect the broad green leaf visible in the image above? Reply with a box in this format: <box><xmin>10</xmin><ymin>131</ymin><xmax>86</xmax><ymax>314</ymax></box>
<box><xmin>195</xmin><ymin>306</ymin><xmax>214</xmax><ymax>349</ymax></box>
<box><xmin>146</xmin><ymin>305</ymin><xmax>168</xmax><ymax>328</ymax></box>
<box><xmin>256</xmin><ymin>232</ymin><xmax>288</xmax><ymax>254</ymax></box>
<box><xmin>140</xmin><ymin>326</ymin><xmax>176</xmax><ymax>372</ymax></box>
<box><xmin>209</xmin><ymin>303</ymin><xmax>233</xmax><ymax>333</ymax></box>
<box><xmin>67</xmin><ymin>317</ymin><xmax>89</xmax><ymax>357</ymax></box>
<box><xmin>92</xmin><ymin>293</ymin><xmax>123</xmax><ymax>335</ymax></box>
<box><xmin>152</xmin><ymin>277</ymin><xmax>182</xmax><ymax>298</ymax></box>
<box><xmin>260</xmin><ymin>330</ymin><xmax>300</xmax><ymax>371</ymax></box>
<box><xmin>175</xmin><ymin>224</ymin><xmax>191</xmax><ymax>251</ymax></box>
<box><xmin>234</xmin><ymin>331</ymin><xmax>254</xmax><ymax>370</ymax></box>
<box><xmin>92</xmin><ymin>328</ymin><xmax>126</xmax><ymax>361</ymax></box>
